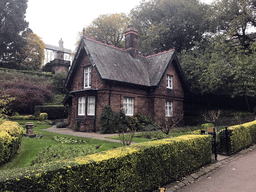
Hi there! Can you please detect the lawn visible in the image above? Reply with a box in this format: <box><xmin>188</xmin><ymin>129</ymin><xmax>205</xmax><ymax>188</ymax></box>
<box><xmin>108</xmin><ymin>126</ymin><xmax>202</xmax><ymax>142</ymax></box>
<box><xmin>0</xmin><ymin>120</ymin><xmax>122</xmax><ymax>170</ymax></box>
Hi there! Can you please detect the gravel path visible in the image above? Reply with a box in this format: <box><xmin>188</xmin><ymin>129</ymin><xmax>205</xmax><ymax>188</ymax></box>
<box><xmin>43</xmin><ymin>126</ymin><xmax>136</xmax><ymax>144</ymax></box>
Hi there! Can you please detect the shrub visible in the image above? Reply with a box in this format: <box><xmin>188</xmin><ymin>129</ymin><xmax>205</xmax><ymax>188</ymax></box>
<box><xmin>0</xmin><ymin>135</ymin><xmax>211</xmax><ymax>191</ymax></box>
<box><xmin>201</xmin><ymin>123</ymin><xmax>215</xmax><ymax>129</ymax></box>
<box><xmin>99</xmin><ymin>105</ymin><xmax>120</xmax><ymax>134</ymax></box>
<box><xmin>0</xmin><ymin>121</ymin><xmax>23</xmax><ymax>164</ymax></box>
<box><xmin>10</xmin><ymin>115</ymin><xmax>36</xmax><ymax>120</ymax></box>
<box><xmin>0</xmin><ymin>81</ymin><xmax>53</xmax><ymax>114</ymax></box>
<box><xmin>56</xmin><ymin>121</ymin><xmax>68</xmax><ymax>128</ymax></box>
<box><xmin>39</xmin><ymin>113</ymin><xmax>48</xmax><ymax>121</ymax></box>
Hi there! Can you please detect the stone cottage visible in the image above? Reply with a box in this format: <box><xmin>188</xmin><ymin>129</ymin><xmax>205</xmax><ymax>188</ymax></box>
<box><xmin>63</xmin><ymin>25</ymin><xmax>189</xmax><ymax>132</ymax></box>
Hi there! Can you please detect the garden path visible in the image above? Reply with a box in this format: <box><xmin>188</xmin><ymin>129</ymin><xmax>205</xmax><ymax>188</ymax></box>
<box><xmin>43</xmin><ymin>126</ymin><xmax>137</xmax><ymax>144</ymax></box>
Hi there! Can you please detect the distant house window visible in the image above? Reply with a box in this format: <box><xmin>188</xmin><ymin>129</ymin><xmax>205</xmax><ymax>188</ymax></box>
<box><xmin>167</xmin><ymin>75</ymin><xmax>173</xmax><ymax>89</ymax></box>
<box><xmin>78</xmin><ymin>97</ymin><xmax>86</xmax><ymax>116</ymax></box>
<box><xmin>123</xmin><ymin>97</ymin><xmax>134</xmax><ymax>116</ymax></box>
<box><xmin>87</xmin><ymin>96</ymin><xmax>96</xmax><ymax>116</ymax></box>
<box><xmin>84</xmin><ymin>67</ymin><xmax>91</xmax><ymax>88</ymax></box>
<box><xmin>166</xmin><ymin>101</ymin><xmax>173</xmax><ymax>117</ymax></box>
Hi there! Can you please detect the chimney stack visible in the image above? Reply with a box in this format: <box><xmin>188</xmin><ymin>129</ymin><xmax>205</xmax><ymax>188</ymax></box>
<box><xmin>125</xmin><ymin>25</ymin><xmax>138</xmax><ymax>58</ymax></box>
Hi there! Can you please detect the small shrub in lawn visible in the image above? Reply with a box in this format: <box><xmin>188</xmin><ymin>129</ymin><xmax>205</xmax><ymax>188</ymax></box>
<box><xmin>56</xmin><ymin>121</ymin><xmax>68</xmax><ymax>128</ymax></box>
<box><xmin>31</xmin><ymin>144</ymin><xmax>97</xmax><ymax>165</ymax></box>
<box><xmin>53</xmin><ymin>136</ymin><xmax>87</xmax><ymax>144</ymax></box>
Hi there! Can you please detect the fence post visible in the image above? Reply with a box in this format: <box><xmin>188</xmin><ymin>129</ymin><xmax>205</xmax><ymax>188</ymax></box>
<box><xmin>225</xmin><ymin>127</ymin><xmax>230</xmax><ymax>156</ymax></box>
<box><xmin>213</xmin><ymin>128</ymin><xmax>217</xmax><ymax>161</ymax></box>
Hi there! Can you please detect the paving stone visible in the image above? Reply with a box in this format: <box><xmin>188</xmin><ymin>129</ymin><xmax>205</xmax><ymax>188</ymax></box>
<box><xmin>191</xmin><ymin>173</ymin><xmax>199</xmax><ymax>179</ymax></box>
<box><xmin>178</xmin><ymin>182</ymin><xmax>186</xmax><ymax>187</ymax></box>
<box><xmin>202</xmin><ymin>167</ymin><xmax>211</xmax><ymax>173</ymax></box>
<box><xmin>186</xmin><ymin>176</ymin><xmax>194</xmax><ymax>183</ymax></box>
<box><xmin>196</xmin><ymin>171</ymin><xmax>205</xmax><ymax>177</ymax></box>
<box><xmin>182</xmin><ymin>179</ymin><xmax>189</xmax><ymax>185</ymax></box>
<box><xmin>166</xmin><ymin>186</ymin><xmax>177</xmax><ymax>192</ymax></box>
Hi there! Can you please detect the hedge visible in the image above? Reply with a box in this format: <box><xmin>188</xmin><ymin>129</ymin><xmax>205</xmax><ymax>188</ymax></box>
<box><xmin>228</xmin><ymin>120</ymin><xmax>256</xmax><ymax>153</ymax></box>
<box><xmin>34</xmin><ymin>105</ymin><xmax>68</xmax><ymax>119</ymax></box>
<box><xmin>0</xmin><ymin>135</ymin><xmax>211</xmax><ymax>191</ymax></box>
<box><xmin>0</xmin><ymin>121</ymin><xmax>23</xmax><ymax>165</ymax></box>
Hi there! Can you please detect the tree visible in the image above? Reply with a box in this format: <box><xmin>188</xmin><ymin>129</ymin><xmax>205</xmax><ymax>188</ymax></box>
<box><xmin>83</xmin><ymin>13</ymin><xmax>130</xmax><ymax>48</ymax></box>
<box><xmin>0</xmin><ymin>0</ymin><xmax>28</xmax><ymax>62</ymax></box>
<box><xmin>210</xmin><ymin>0</ymin><xmax>256</xmax><ymax>49</ymax></box>
<box><xmin>179</xmin><ymin>35</ymin><xmax>256</xmax><ymax>110</ymax></box>
<box><xmin>130</xmin><ymin>0</ymin><xmax>210</xmax><ymax>54</ymax></box>
<box><xmin>14</xmin><ymin>31</ymin><xmax>45</xmax><ymax>70</ymax></box>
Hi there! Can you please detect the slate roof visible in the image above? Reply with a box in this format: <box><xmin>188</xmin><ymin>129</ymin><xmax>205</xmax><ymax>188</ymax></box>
<box><xmin>45</xmin><ymin>44</ymin><xmax>72</xmax><ymax>54</ymax></box>
<box><xmin>65</xmin><ymin>37</ymin><xmax>188</xmax><ymax>90</ymax></box>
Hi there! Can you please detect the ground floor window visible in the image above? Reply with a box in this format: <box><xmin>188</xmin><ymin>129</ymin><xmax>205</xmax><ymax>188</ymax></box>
<box><xmin>166</xmin><ymin>101</ymin><xmax>173</xmax><ymax>117</ymax></box>
<box><xmin>87</xmin><ymin>96</ymin><xmax>96</xmax><ymax>116</ymax></box>
<box><xmin>123</xmin><ymin>97</ymin><xmax>134</xmax><ymax>116</ymax></box>
<box><xmin>78</xmin><ymin>97</ymin><xmax>86</xmax><ymax>116</ymax></box>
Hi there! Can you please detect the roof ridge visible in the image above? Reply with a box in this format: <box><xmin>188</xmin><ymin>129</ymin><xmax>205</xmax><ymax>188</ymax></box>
<box><xmin>84</xmin><ymin>36</ymin><xmax>127</xmax><ymax>52</ymax></box>
<box><xmin>146</xmin><ymin>48</ymin><xmax>175</xmax><ymax>58</ymax></box>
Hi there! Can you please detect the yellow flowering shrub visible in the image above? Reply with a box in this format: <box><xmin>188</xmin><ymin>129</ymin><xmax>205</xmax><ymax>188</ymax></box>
<box><xmin>225</xmin><ymin>120</ymin><xmax>256</xmax><ymax>153</ymax></box>
<box><xmin>0</xmin><ymin>121</ymin><xmax>23</xmax><ymax>164</ymax></box>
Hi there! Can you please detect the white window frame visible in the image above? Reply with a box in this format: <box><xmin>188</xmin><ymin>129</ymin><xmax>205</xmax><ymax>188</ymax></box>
<box><xmin>123</xmin><ymin>97</ymin><xmax>134</xmax><ymax>116</ymax></box>
<box><xmin>87</xmin><ymin>96</ymin><xmax>96</xmax><ymax>116</ymax></box>
<box><xmin>78</xmin><ymin>97</ymin><xmax>86</xmax><ymax>116</ymax></box>
<box><xmin>84</xmin><ymin>67</ymin><xmax>91</xmax><ymax>88</ymax></box>
<box><xmin>166</xmin><ymin>101</ymin><xmax>173</xmax><ymax>117</ymax></box>
<box><xmin>167</xmin><ymin>75</ymin><xmax>173</xmax><ymax>89</ymax></box>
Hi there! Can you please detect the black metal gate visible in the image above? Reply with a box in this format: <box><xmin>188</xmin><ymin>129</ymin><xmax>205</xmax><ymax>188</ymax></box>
<box><xmin>209</xmin><ymin>127</ymin><xmax>231</xmax><ymax>161</ymax></box>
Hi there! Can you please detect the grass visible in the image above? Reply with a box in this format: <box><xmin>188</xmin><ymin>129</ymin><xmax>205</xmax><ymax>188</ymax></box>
<box><xmin>108</xmin><ymin>126</ymin><xmax>202</xmax><ymax>142</ymax></box>
<box><xmin>0</xmin><ymin>120</ymin><xmax>122</xmax><ymax>170</ymax></box>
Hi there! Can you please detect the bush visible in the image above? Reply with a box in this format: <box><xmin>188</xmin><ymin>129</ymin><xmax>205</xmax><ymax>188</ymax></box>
<box><xmin>0</xmin><ymin>121</ymin><xmax>23</xmax><ymax>164</ymax></box>
<box><xmin>0</xmin><ymin>135</ymin><xmax>211</xmax><ymax>191</ymax></box>
<box><xmin>201</xmin><ymin>123</ymin><xmax>215</xmax><ymax>129</ymax></box>
<box><xmin>0</xmin><ymin>81</ymin><xmax>53</xmax><ymax>114</ymax></box>
<box><xmin>39</xmin><ymin>113</ymin><xmax>48</xmax><ymax>121</ymax></box>
<box><xmin>34</xmin><ymin>105</ymin><xmax>68</xmax><ymax>119</ymax></box>
<box><xmin>56</xmin><ymin>121</ymin><xmax>68</xmax><ymax>128</ymax></box>
<box><xmin>99</xmin><ymin>105</ymin><xmax>120</xmax><ymax>134</ymax></box>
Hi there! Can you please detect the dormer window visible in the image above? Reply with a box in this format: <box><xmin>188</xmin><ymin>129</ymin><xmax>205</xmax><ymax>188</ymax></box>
<box><xmin>84</xmin><ymin>66</ymin><xmax>91</xmax><ymax>88</ymax></box>
<box><xmin>167</xmin><ymin>75</ymin><xmax>173</xmax><ymax>89</ymax></box>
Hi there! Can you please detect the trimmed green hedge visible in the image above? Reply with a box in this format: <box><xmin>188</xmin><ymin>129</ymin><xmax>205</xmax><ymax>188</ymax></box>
<box><xmin>34</xmin><ymin>105</ymin><xmax>68</xmax><ymax>119</ymax></box>
<box><xmin>228</xmin><ymin>120</ymin><xmax>256</xmax><ymax>153</ymax></box>
<box><xmin>0</xmin><ymin>135</ymin><xmax>211</xmax><ymax>191</ymax></box>
<box><xmin>0</xmin><ymin>121</ymin><xmax>23</xmax><ymax>164</ymax></box>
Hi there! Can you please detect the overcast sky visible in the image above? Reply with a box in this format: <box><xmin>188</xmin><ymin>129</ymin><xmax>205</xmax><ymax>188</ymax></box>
<box><xmin>25</xmin><ymin>0</ymin><xmax>214</xmax><ymax>52</ymax></box>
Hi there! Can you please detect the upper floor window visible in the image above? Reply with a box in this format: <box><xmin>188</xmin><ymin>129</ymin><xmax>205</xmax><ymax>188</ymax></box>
<box><xmin>87</xmin><ymin>96</ymin><xmax>96</xmax><ymax>116</ymax></box>
<box><xmin>78</xmin><ymin>97</ymin><xmax>86</xmax><ymax>116</ymax></box>
<box><xmin>84</xmin><ymin>67</ymin><xmax>91</xmax><ymax>88</ymax></box>
<box><xmin>167</xmin><ymin>75</ymin><xmax>173</xmax><ymax>89</ymax></box>
<box><xmin>123</xmin><ymin>97</ymin><xmax>134</xmax><ymax>116</ymax></box>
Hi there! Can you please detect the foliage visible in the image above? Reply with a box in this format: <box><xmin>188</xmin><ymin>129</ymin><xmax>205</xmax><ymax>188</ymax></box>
<box><xmin>39</xmin><ymin>113</ymin><xmax>48</xmax><ymax>121</ymax></box>
<box><xmin>201</xmin><ymin>123</ymin><xmax>215</xmax><ymax>129</ymax></box>
<box><xmin>14</xmin><ymin>32</ymin><xmax>45</xmax><ymax>70</ymax></box>
<box><xmin>31</xmin><ymin>144</ymin><xmax>96</xmax><ymax>166</ymax></box>
<box><xmin>0</xmin><ymin>95</ymin><xmax>15</xmax><ymax>118</ymax></box>
<box><xmin>52</xmin><ymin>136</ymin><xmax>87</xmax><ymax>144</ymax></box>
<box><xmin>209</xmin><ymin>0</ymin><xmax>256</xmax><ymax>49</ymax></box>
<box><xmin>180</xmin><ymin>36</ymin><xmax>256</xmax><ymax>110</ymax></box>
<box><xmin>82</xmin><ymin>13</ymin><xmax>130</xmax><ymax>48</ymax></box>
<box><xmin>99</xmin><ymin>105</ymin><xmax>120</xmax><ymax>134</ymax></box>
<box><xmin>51</xmin><ymin>73</ymin><xmax>68</xmax><ymax>94</ymax></box>
<box><xmin>156</xmin><ymin>113</ymin><xmax>184</xmax><ymax>135</ymax></box>
<box><xmin>0</xmin><ymin>121</ymin><xmax>23</xmax><ymax>165</ymax></box>
<box><xmin>202</xmin><ymin>109</ymin><xmax>221</xmax><ymax>125</ymax></box>
<box><xmin>0</xmin><ymin>0</ymin><xmax>28</xmax><ymax>63</ymax></box>
<box><xmin>0</xmin><ymin>135</ymin><xmax>211</xmax><ymax>191</ymax></box>
<box><xmin>0</xmin><ymin>81</ymin><xmax>53</xmax><ymax>114</ymax></box>
<box><xmin>34</xmin><ymin>105</ymin><xmax>68</xmax><ymax>119</ymax></box>
<box><xmin>130</xmin><ymin>0</ymin><xmax>209</xmax><ymax>54</ymax></box>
